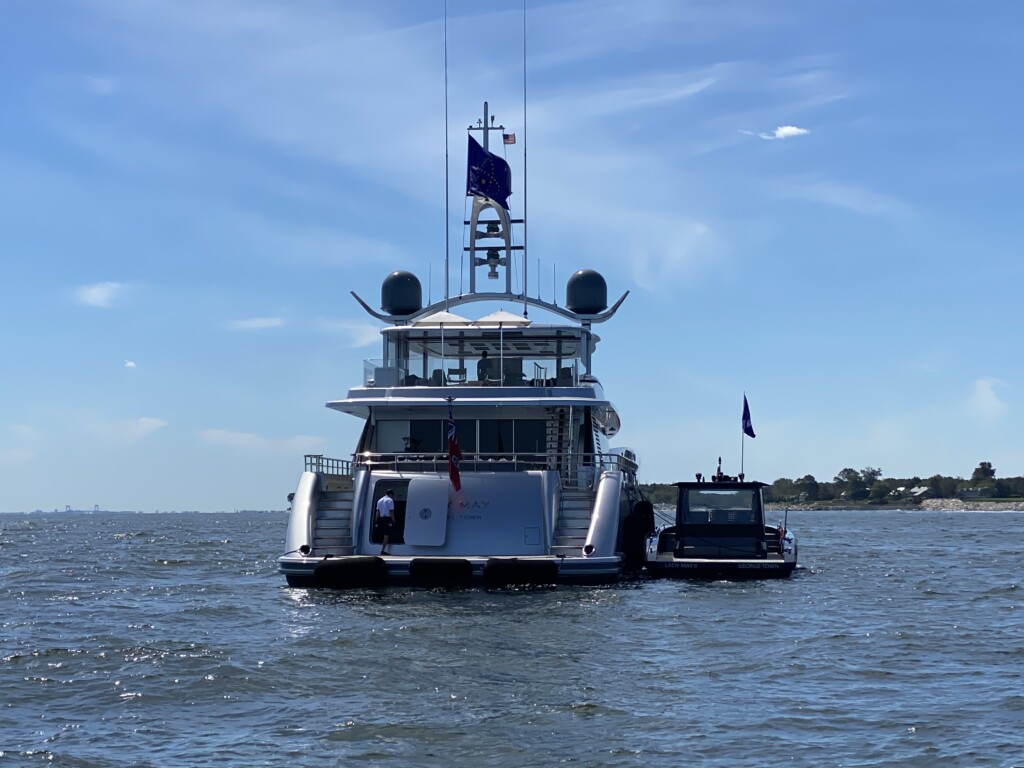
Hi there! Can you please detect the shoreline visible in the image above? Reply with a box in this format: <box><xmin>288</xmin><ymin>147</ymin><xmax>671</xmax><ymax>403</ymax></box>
<box><xmin>766</xmin><ymin>499</ymin><xmax>1024</xmax><ymax>512</ymax></box>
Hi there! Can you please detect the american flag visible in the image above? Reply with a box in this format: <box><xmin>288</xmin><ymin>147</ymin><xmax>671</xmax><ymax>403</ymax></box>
<box><xmin>448</xmin><ymin>402</ymin><xmax>462</xmax><ymax>491</ymax></box>
<box><xmin>503</xmin><ymin>132</ymin><xmax>516</xmax><ymax>145</ymax></box>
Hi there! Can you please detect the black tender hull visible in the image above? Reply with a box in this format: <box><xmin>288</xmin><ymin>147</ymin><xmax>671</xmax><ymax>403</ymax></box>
<box><xmin>645</xmin><ymin>558</ymin><xmax>796</xmax><ymax>579</ymax></box>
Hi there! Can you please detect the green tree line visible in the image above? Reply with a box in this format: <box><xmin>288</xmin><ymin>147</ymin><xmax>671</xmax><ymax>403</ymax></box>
<box><xmin>641</xmin><ymin>462</ymin><xmax>1024</xmax><ymax>505</ymax></box>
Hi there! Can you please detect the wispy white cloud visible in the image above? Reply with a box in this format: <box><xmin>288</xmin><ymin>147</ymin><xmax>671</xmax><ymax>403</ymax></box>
<box><xmin>968</xmin><ymin>378</ymin><xmax>1008</xmax><ymax>423</ymax></box>
<box><xmin>75</xmin><ymin>281</ymin><xmax>126</xmax><ymax>308</ymax></box>
<box><xmin>76</xmin><ymin>0</ymin><xmax>452</xmax><ymax>203</ymax></box>
<box><xmin>554</xmin><ymin>73</ymin><xmax>719</xmax><ymax>120</ymax></box>
<box><xmin>228</xmin><ymin>317</ymin><xmax>286</xmax><ymax>331</ymax></box>
<box><xmin>83</xmin><ymin>74</ymin><xmax>117</xmax><ymax>96</ymax></box>
<box><xmin>208</xmin><ymin>209</ymin><xmax>406</xmax><ymax>269</ymax></box>
<box><xmin>773</xmin><ymin>177</ymin><xmax>913</xmax><ymax>218</ymax></box>
<box><xmin>9</xmin><ymin>424</ymin><xmax>40</xmax><ymax>441</ymax></box>
<box><xmin>317</xmin><ymin>319</ymin><xmax>380</xmax><ymax>348</ymax></box>
<box><xmin>518</xmin><ymin>138</ymin><xmax>721</xmax><ymax>288</ymax></box>
<box><xmin>758</xmin><ymin>125</ymin><xmax>809</xmax><ymax>140</ymax></box>
<box><xmin>625</xmin><ymin>218</ymin><xmax>716</xmax><ymax>292</ymax></box>
<box><xmin>124</xmin><ymin>359</ymin><xmax>137</xmax><ymax>368</ymax></box>
<box><xmin>0</xmin><ymin>447</ymin><xmax>36</xmax><ymax>464</ymax></box>
<box><xmin>199</xmin><ymin>428</ymin><xmax>327</xmax><ymax>453</ymax></box>
<box><xmin>0</xmin><ymin>425</ymin><xmax>41</xmax><ymax>465</ymax></box>
<box><xmin>88</xmin><ymin>416</ymin><xmax>168</xmax><ymax>443</ymax></box>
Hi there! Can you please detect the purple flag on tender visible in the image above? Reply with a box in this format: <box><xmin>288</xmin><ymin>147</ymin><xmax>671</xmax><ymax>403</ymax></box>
<box><xmin>742</xmin><ymin>395</ymin><xmax>756</xmax><ymax>438</ymax></box>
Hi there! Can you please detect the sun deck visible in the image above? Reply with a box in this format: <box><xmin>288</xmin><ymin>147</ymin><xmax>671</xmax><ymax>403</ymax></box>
<box><xmin>364</xmin><ymin>320</ymin><xmax>597</xmax><ymax>391</ymax></box>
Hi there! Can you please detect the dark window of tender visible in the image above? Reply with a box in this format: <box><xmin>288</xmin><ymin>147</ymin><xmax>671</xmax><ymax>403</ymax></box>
<box><xmin>683</xmin><ymin>489</ymin><xmax>758</xmax><ymax>524</ymax></box>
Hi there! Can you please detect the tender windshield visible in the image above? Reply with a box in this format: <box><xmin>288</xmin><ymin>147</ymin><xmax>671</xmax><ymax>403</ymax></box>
<box><xmin>684</xmin><ymin>489</ymin><xmax>757</xmax><ymax>524</ymax></box>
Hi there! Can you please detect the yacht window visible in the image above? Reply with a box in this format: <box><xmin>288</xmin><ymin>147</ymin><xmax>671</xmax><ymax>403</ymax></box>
<box><xmin>514</xmin><ymin>420</ymin><xmax>546</xmax><ymax>453</ymax></box>
<box><xmin>453</xmin><ymin>420</ymin><xmax>476</xmax><ymax>452</ymax></box>
<box><xmin>684</xmin><ymin>489</ymin><xmax>757</xmax><ymax>524</ymax></box>
<box><xmin>375</xmin><ymin>420</ymin><xmax>410</xmax><ymax>452</ymax></box>
<box><xmin>479</xmin><ymin>420</ymin><xmax>513</xmax><ymax>454</ymax></box>
<box><xmin>408</xmin><ymin>420</ymin><xmax>444</xmax><ymax>453</ymax></box>
<box><xmin>355</xmin><ymin>418</ymin><xmax>373</xmax><ymax>453</ymax></box>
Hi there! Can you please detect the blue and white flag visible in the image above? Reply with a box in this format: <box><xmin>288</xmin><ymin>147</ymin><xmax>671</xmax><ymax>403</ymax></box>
<box><xmin>742</xmin><ymin>395</ymin><xmax>756</xmax><ymax>439</ymax></box>
<box><xmin>466</xmin><ymin>135</ymin><xmax>512</xmax><ymax>210</ymax></box>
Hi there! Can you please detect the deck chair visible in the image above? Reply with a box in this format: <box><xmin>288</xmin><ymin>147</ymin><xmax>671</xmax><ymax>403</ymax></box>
<box><xmin>447</xmin><ymin>367</ymin><xmax>467</xmax><ymax>384</ymax></box>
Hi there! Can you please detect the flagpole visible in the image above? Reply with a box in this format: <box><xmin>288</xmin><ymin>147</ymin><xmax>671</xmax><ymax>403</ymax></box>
<box><xmin>741</xmin><ymin>392</ymin><xmax>746</xmax><ymax>479</ymax></box>
<box><xmin>443</xmin><ymin>0</ymin><xmax>450</xmax><ymax>307</ymax></box>
<box><xmin>741</xmin><ymin>430</ymin><xmax>745</xmax><ymax>479</ymax></box>
<box><xmin>521</xmin><ymin>0</ymin><xmax>528</xmax><ymax>319</ymax></box>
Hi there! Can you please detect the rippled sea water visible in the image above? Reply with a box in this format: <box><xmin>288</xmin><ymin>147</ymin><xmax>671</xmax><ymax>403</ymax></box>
<box><xmin>1</xmin><ymin>509</ymin><xmax>1021</xmax><ymax>767</ymax></box>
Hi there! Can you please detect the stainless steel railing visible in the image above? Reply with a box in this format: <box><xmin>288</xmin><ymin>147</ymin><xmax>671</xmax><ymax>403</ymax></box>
<box><xmin>304</xmin><ymin>455</ymin><xmax>354</xmax><ymax>475</ymax></box>
<box><xmin>303</xmin><ymin>451</ymin><xmax>637</xmax><ymax>487</ymax></box>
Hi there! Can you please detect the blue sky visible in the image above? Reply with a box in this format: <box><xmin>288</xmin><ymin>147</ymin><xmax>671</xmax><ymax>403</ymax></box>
<box><xmin>2</xmin><ymin>0</ymin><xmax>1022</xmax><ymax>512</ymax></box>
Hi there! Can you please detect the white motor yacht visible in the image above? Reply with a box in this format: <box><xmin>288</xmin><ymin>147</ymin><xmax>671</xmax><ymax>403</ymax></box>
<box><xmin>278</xmin><ymin>103</ymin><xmax>647</xmax><ymax>588</ymax></box>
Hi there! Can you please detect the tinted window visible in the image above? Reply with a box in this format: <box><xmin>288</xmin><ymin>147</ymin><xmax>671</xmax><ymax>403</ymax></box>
<box><xmin>684</xmin><ymin>490</ymin><xmax>757</xmax><ymax>524</ymax></box>
<box><xmin>514</xmin><ymin>420</ymin><xmax>547</xmax><ymax>453</ymax></box>
<box><xmin>479</xmin><ymin>420</ymin><xmax>513</xmax><ymax>454</ymax></box>
<box><xmin>408</xmin><ymin>420</ymin><xmax>443</xmax><ymax>452</ymax></box>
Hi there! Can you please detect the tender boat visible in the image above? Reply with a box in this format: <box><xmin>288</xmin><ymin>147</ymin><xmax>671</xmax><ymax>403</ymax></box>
<box><xmin>645</xmin><ymin>472</ymin><xmax>797</xmax><ymax>579</ymax></box>
<box><xmin>278</xmin><ymin>102</ymin><xmax>647</xmax><ymax>589</ymax></box>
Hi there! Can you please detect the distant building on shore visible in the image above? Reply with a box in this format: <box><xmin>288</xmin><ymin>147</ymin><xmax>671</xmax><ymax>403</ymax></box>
<box><xmin>960</xmin><ymin>487</ymin><xmax>995</xmax><ymax>500</ymax></box>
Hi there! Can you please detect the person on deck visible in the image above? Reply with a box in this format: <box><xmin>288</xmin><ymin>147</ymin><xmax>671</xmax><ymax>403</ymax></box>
<box><xmin>477</xmin><ymin>350</ymin><xmax>494</xmax><ymax>384</ymax></box>
<box><xmin>375</xmin><ymin>489</ymin><xmax>395</xmax><ymax>555</ymax></box>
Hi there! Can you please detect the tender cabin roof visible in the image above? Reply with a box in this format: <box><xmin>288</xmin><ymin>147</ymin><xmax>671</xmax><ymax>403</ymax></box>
<box><xmin>674</xmin><ymin>481</ymin><xmax>769</xmax><ymax>490</ymax></box>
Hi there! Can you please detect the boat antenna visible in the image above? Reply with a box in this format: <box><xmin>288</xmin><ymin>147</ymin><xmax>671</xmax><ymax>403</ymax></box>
<box><xmin>443</xmin><ymin>0</ymin><xmax>451</xmax><ymax>308</ymax></box>
<box><xmin>521</xmin><ymin>0</ymin><xmax>529</xmax><ymax>319</ymax></box>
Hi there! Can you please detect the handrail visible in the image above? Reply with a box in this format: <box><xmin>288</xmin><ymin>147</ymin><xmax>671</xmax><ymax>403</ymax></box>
<box><xmin>362</xmin><ymin>358</ymin><xmax>578</xmax><ymax>388</ymax></box>
<box><xmin>302</xmin><ymin>451</ymin><xmax>638</xmax><ymax>486</ymax></box>
<box><xmin>304</xmin><ymin>455</ymin><xmax>354</xmax><ymax>476</ymax></box>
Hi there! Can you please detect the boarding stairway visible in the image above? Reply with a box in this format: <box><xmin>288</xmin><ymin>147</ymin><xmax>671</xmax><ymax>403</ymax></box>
<box><xmin>551</xmin><ymin>489</ymin><xmax>593</xmax><ymax>556</ymax></box>
<box><xmin>312</xmin><ymin>477</ymin><xmax>356</xmax><ymax>556</ymax></box>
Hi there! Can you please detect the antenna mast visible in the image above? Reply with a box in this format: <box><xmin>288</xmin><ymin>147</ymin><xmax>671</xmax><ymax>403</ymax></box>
<box><xmin>466</xmin><ymin>102</ymin><xmax>523</xmax><ymax>295</ymax></box>
<box><xmin>467</xmin><ymin>101</ymin><xmax>502</xmax><ymax>151</ymax></box>
<box><xmin>521</xmin><ymin>0</ymin><xmax>529</xmax><ymax>318</ymax></box>
<box><xmin>443</xmin><ymin>0</ymin><xmax>451</xmax><ymax>307</ymax></box>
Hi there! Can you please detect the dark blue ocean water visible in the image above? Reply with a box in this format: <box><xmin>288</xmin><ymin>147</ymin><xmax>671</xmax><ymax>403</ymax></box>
<box><xmin>1</xmin><ymin>509</ymin><xmax>1021</xmax><ymax>767</ymax></box>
